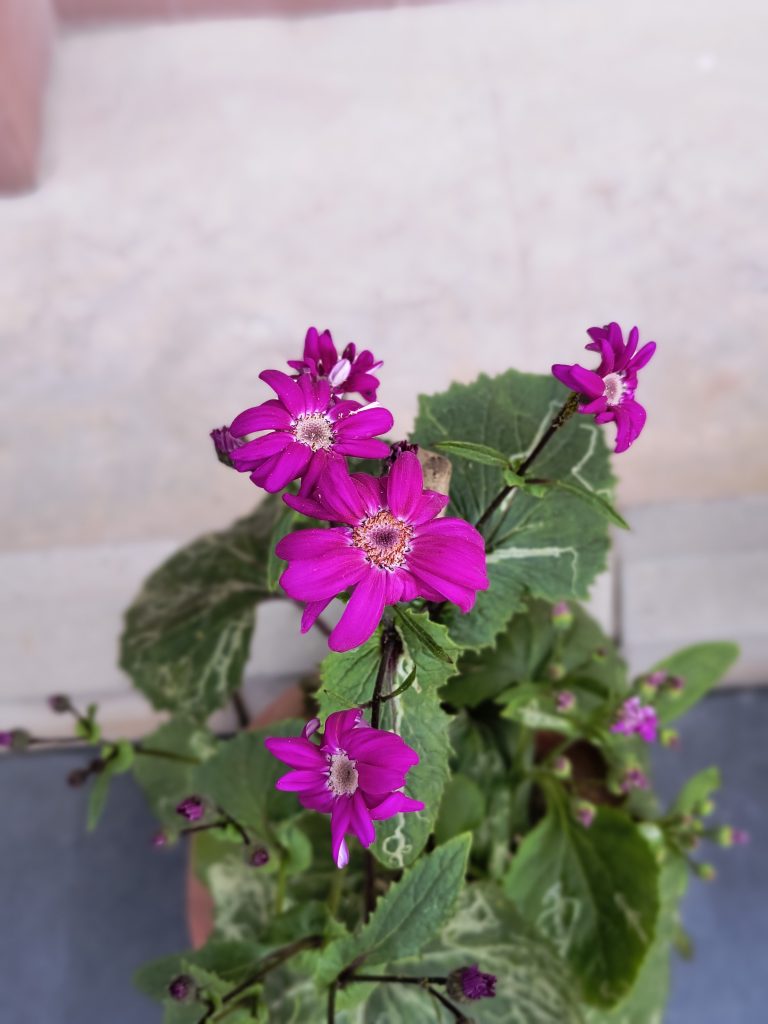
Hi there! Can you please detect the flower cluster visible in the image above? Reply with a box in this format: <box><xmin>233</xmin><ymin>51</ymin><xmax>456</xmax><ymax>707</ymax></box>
<box><xmin>266</xmin><ymin>710</ymin><xmax>424</xmax><ymax>868</ymax></box>
<box><xmin>611</xmin><ymin>697</ymin><xmax>658</xmax><ymax>744</ymax></box>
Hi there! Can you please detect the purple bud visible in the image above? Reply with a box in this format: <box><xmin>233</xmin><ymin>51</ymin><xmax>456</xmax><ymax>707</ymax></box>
<box><xmin>387</xmin><ymin>440</ymin><xmax>419</xmax><ymax>466</ymax></box>
<box><xmin>210</xmin><ymin>426</ymin><xmax>245</xmax><ymax>466</ymax></box>
<box><xmin>556</xmin><ymin>691</ymin><xmax>576</xmax><ymax>713</ymax></box>
<box><xmin>668</xmin><ymin>674</ymin><xmax>685</xmax><ymax>691</ymax></box>
<box><xmin>168</xmin><ymin>975</ymin><xmax>195</xmax><ymax>1002</ymax></box>
<box><xmin>646</xmin><ymin>671</ymin><xmax>667</xmax><ymax>688</ymax></box>
<box><xmin>551</xmin><ymin>601</ymin><xmax>573</xmax><ymax>630</ymax></box>
<box><xmin>447</xmin><ymin>965</ymin><xmax>497</xmax><ymax>1002</ymax></box>
<box><xmin>732</xmin><ymin>828</ymin><xmax>751</xmax><ymax>846</ymax></box>
<box><xmin>547</xmin><ymin>662</ymin><xmax>566</xmax><ymax>682</ymax></box>
<box><xmin>6</xmin><ymin>729</ymin><xmax>31</xmax><ymax>753</ymax></box>
<box><xmin>620</xmin><ymin>768</ymin><xmax>649</xmax><ymax>793</ymax></box>
<box><xmin>67</xmin><ymin>767</ymin><xmax>89</xmax><ymax>788</ymax></box>
<box><xmin>176</xmin><ymin>796</ymin><xmax>205</xmax><ymax>822</ymax></box>
<box><xmin>575</xmin><ymin>801</ymin><xmax>596</xmax><ymax>828</ymax></box>
<box><xmin>0</xmin><ymin>731</ymin><xmax>13</xmax><ymax>749</ymax></box>
<box><xmin>698</xmin><ymin>862</ymin><xmax>717</xmax><ymax>882</ymax></box>
<box><xmin>48</xmin><ymin>694</ymin><xmax>72</xmax><ymax>713</ymax></box>
<box><xmin>552</xmin><ymin>756</ymin><xmax>572</xmax><ymax>779</ymax></box>
<box><xmin>152</xmin><ymin>830</ymin><xmax>168</xmax><ymax>848</ymax></box>
<box><xmin>248</xmin><ymin>846</ymin><xmax>270</xmax><ymax>867</ymax></box>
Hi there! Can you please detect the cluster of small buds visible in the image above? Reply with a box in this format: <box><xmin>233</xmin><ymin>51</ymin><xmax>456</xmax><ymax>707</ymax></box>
<box><xmin>611</xmin><ymin>697</ymin><xmax>658</xmax><ymax>744</ymax></box>
<box><xmin>574</xmin><ymin>800</ymin><xmax>596</xmax><ymax>828</ymax></box>
<box><xmin>446</xmin><ymin>964</ymin><xmax>497</xmax><ymax>1002</ymax></box>
<box><xmin>556</xmin><ymin>691</ymin><xmax>576</xmax><ymax>713</ymax></box>
<box><xmin>176</xmin><ymin>795</ymin><xmax>206</xmax><ymax>822</ymax></box>
<box><xmin>640</xmin><ymin>671</ymin><xmax>685</xmax><ymax>701</ymax></box>
<box><xmin>386</xmin><ymin>439</ymin><xmax>419</xmax><ymax>467</ymax></box>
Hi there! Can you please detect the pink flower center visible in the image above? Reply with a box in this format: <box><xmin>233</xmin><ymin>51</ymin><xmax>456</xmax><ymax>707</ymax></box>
<box><xmin>352</xmin><ymin>509</ymin><xmax>413</xmax><ymax>570</ymax></box>
<box><xmin>327</xmin><ymin>752</ymin><xmax>358</xmax><ymax>796</ymax></box>
<box><xmin>602</xmin><ymin>372</ymin><xmax>625</xmax><ymax>406</ymax></box>
<box><xmin>293</xmin><ymin>413</ymin><xmax>334</xmax><ymax>451</ymax></box>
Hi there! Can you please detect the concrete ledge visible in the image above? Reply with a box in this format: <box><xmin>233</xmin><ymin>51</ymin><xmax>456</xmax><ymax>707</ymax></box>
<box><xmin>0</xmin><ymin>0</ymin><xmax>54</xmax><ymax>192</ymax></box>
<box><xmin>55</xmin><ymin>0</ymin><xmax>449</xmax><ymax>22</ymax></box>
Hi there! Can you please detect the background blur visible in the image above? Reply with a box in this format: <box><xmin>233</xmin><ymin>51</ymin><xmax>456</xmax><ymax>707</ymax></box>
<box><xmin>1</xmin><ymin>0</ymin><xmax>767</xmax><ymax>1021</ymax></box>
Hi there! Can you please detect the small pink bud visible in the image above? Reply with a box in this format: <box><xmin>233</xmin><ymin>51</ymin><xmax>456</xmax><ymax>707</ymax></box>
<box><xmin>152</xmin><ymin>830</ymin><xmax>168</xmax><ymax>848</ymax></box>
<box><xmin>575</xmin><ymin>801</ymin><xmax>596</xmax><ymax>828</ymax></box>
<box><xmin>556</xmin><ymin>691</ymin><xmax>576</xmax><ymax>713</ymax></box>
<box><xmin>660</xmin><ymin>728</ymin><xmax>680</xmax><ymax>749</ymax></box>
<box><xmin>698</xmin><ymin>863</ymin><xmax>717</xmax><ymax>882</ymax></box>
<box><xmin>551</xmin><ymin>602</ymin><xmax>573</xmax><ymax>630</ymax></box>
<box><xmin>732</xmin><ymin>828</ymin><xmax>751</xmax><ymax>846</ymax></box>
<box><xmin>552</xmin><ymin>756</ymin><xmax>572</xmax><ymax>779</ymax></box>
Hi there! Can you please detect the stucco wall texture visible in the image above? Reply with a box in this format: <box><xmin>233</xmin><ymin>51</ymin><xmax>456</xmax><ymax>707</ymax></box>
<box><xmin>2</xmin><ymin>0</ymin><xmax>767</xmax><ymax>554</ymax></box>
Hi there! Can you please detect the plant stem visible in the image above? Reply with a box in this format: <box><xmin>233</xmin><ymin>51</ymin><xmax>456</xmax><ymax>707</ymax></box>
<box><xmin>346</xmin><ymin>974</ymin><xmax>448</xmax><ymax>986</ymax></box>
<box><xmin>425</xmin><ymin>985</ymin><xmax>466</xmax><ymax>1021</ymax></box>
<box><xmin>133</xmin><ymin>743</ymin><xmax>201</xmax><ymax>765</ymax></box>
<box><xmin>475</xmin><ymin>394</ymin><xmax>580</xmax><ymax>533</ymax></box>
<box><xmin>327</xmin><ymin>982</ymin><xmax>337</xmax><ymax>1023</ymax></box>
<box><xmin>217</xmin><ymin>936</ymin><xmax>323</xmax><ymax>1012</ymax></box>
<box><xmin>275</xmin><ymin>856</ymin><xmax>287</xmax><ymax>915</ymax></box>
<box><xmin>231</xmin><ymin>689</ymin><xmax>251</xmax><ymax>730</ymax></box>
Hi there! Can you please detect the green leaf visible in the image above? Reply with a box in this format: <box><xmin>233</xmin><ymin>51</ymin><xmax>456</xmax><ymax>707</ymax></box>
<box><xmin>434</xmin><ymin>439</ymin><xmax>511</xmax><ymax>467</ymax></box>
<box><xmin>434</xmin><ymin>773</ymin><xmax>487</xmax><ymax>844</ymax></box>
<box><xmin>443</xmin><ymin>599</ymin><xmax>625</xmax><ymax>709</ymax></box>
<box><xmin>643</xmin><ymin>642</ymin><xmax>740</xmax><ymax>724</ymax></box>
<box><xmin>135</xmin><ymin>941</ymin><xmax>260</xmax><ymax>1000</ymax></box>
<box><xmin>194</xmin><ymin>721</ymin><xmax>306</xmax><ymax>837</ymax></box>
<box><xmin>504</xmin><ymin>804</ymin><xmax>659</xmax><ymax>1007</ymax></box>
<box><xmin>547</xmin><ymin>479</ymin><xmax>630</xmax><ymax>530</ymax></box>
<box><xmin>412</xmin><ymin>370</ymin><xmax>615</xmax><ymax>649</ymax></box>
<box><xmin>670</xmin><ymin>766</ymin><xmax>721</xmax><ymax>816</ymax></box>
<box><xmin>318</xmin><ymin>612</ymin><xmax>458</xmax><ymax>869</ymax></box>
<box><xmin>316</xmin><ymin>834</ymin><xmax>471</xmax><ymax>985</ymax></box>
<box><xmin>266</xmin><ymin>504</ymin><xmax>299</xmax><ymax>593</ymax></box>
<box><xmin>120</xmin><ymin>497</ymin><xmax>285</xmax><ymax>719</ymax></box>
<box><xmin>133</xmin><ymin>718</ymin><xmax>217</xmax><ymax>829</ymax></box>
<box><xmin>372</xmin><ymin>883</ymin><xmax>584</xmax><ymax>1024</ymax></box>
<box><xmin>584</xmin><ymin>856</ymin><xmax>689</xmax><ymax>1024</ymax></box>
<box><xmin>87</xmin><ymin>741</ymin><xmax>137</xmax><ymax>831</ymax></box>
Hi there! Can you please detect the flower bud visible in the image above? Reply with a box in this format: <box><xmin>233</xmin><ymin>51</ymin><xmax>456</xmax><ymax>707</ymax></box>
<box><xmin>668</xmin><ymin>674</ymin><xmax>685</xmax><ymax>693</ymax></box>
<box><xmin>574</xmin><ymin>800</ymin><xmax>596</xmax><ymax>828</ymax></box>
<box><xmin>551</xmin><ymin>601</ymin><xmax>573</xmax><ymax>630</ymax></box>
<box><xmin>48</xmin><ymin>694</ymin><xmax>72</xmax><ymax>714</ymax></box>
<box><xmin>552</xmin><ymin>756</ymin><xmax>572</xmax><ymax>780</ymax></box>
<box><xmin>446</xmin><ymin>964</ymin><xmax>497</xmax><ymax>1002</ymax></box>
<box><xmin>646</xmin><ymin>671</ymin><xmax>667</xmax><ymax>688</ymax></box>
<box><xmin>555</xmin><ymin>691</ymin><xmax>575</xmax><ymax>713</ymax></box>
<box><xmin>152</xmin><ymin>830</ymin><xmax>168</xmax><ymax>848</ymax></box>
<box><xmin>660</xmin><ymin>728</ymin><xmax>680</xmax><ymax>749</ymax></box>
<box><xmin>547</xmin><ymin>662</ymin><xmax>566</xmax><ymax>682</ymax></box>
<box><xmin>732</xmin><ymin>828</ymin><xmax>751</xmax><ymax>846</ymax></box>
<box><xmin>697</xmin><ymin>862</ymin><xmax>717</xmax><ymax>882</ymax></box>
<box><xmin>168</xmin><ymin>975</ymin><xmax>196</xmax><ymax>1002</ymax></box>
<box><xmin>210</xmin><ymin>426</ymin><xmax>245</xmax><ymax>467</ymax></box>
<box><xmin>248</xmin><ymin>846</ymin><xmax>270</xmax><ymax>867</ymax></box>
<box><xmin>8</xmin><ymin>729</ymin><xmax>31</xmax><ymax>753</ymax></box>
<box><xmin>698</xmin><ymin>799</ymin><xmax>716</xmax><ymax>818</ymax></box>
<box><xmin>387</xmin><ymin>440</ymin><xmax>419</xmax><ymax>467</ymax></box>
<box><xmin>67</xmin><ymin>767</ymin><xmax>89</xmax><ymax>787</ymax></box>
<box><xmin>176</xmin><ymin>796</ymin><xmax>206</xmax><ymax>822</ymax></box>
<box><xmin>0</xmin><ymin>731</ymin><xmax>13</xmax><ymax>749</ymax></box>
<box><xmin>620</xmin><ymin>768</ymin><xmax>649</xmax><ymax>792</ymax></box>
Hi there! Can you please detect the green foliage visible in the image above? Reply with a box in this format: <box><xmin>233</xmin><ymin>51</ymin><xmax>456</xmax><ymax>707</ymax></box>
<box><xmin>434</xmin><ymin>773</ymin><xmax>487</xmax><ymax>844</ymax></box>
<box><xmin>316</xmin><ymin>834</ymin><xmax>471</xmax><ymax>986</ymax></box>
<box><xmin>504</xmin><ymin>802</ymin><xmax>659</xmax><ymax>1007</ymax></box>
<box><xmin>433</xmin><ymin>439</ymin><xmax>511</xmax><ymax>467</ymax></box>
<box><xmin>412</xmin><ymin>370</ymin><xmax>615</xmax><ymax>648</ymax></box>
<box><xmin>670</xmin><ymin>766</ymin><xmax>721</xmax><ymax>816</ymax></box>
<box><xmin>133</xmin><ymin>718</ymin><xmax>217</xmax><ymax>829</ymax></box>
<box><xmin>120</xmin><ymin>497</ymin><xmax>285</xmax><ymax>719</ymax></box>
<box><xmin>642</xmin><ymin>642</ymin><xmax>739</xmax><ymax>724</ymax></box>
<box><xmin>87</xmin><ymin>740</ymin><xmax>136</xmax><ymax>831</ymax></box>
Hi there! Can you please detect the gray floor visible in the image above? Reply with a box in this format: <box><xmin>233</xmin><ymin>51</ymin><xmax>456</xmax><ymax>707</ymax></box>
<box><xmin>1</xmin><ymin>691</ymin><xmax>765</xmax><ymax>1023</ymax></box>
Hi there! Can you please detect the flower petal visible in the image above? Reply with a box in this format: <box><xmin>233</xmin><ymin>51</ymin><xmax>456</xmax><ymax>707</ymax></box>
<box><xmin>331</xmin><ymin>797</ymin><xmax>352</xmax><ymax>868</ymax></box>
<box><xmin>334</xmin><ymin>405</ymin><xmax>394</xmax><ymax>440</ymax></box>
<box><xmin>264</xmin><ymin>736</ymin><xmax>326</xmax><ymax>770</ymax></box>
<box><xmin>386</xmin><ymin>451</ymin><xmax>424</xmax><ymax>521</ymax></box>
<box><xmin>627</xmin><ymin>340</ymin><xmax>656</xmax><ymax>372</ymax></box>
<box><xmin>350</xmin><ymin>790</ymin><xmax>376</xmax><ymax>848</ymax></box>
<box><xmin>264</xmin><ymin>442</ymin><xmax>312</xmax><ymax>492</ymax></box>
<box><xmin>322</xmin><ymin>709</ymin><xmax>364</xmax><ymax>751</ymax></box>
<box><xmin>275</xmin><ymin>527</ymin><xmax>351</xmax><ymax>561</ymax></box>
<box><xmin>334</xmin><ymin>438</ymin><xmax>392</xmax><ymax>459</ymax></box>
<box><xmin>280</xmin><ymin>547</ymin><xmax>367</xmax><ymax>602</ymax></box>
<box><xmin>314</xmin><ymin>457</ymin><xmax>368</xmax><ymax>523</ymax></box>
<box><xmin>329</xmin><ymin>569</ymin><xmax>387</xmax><ymax>652</ymax></box>
<box><xmin>368</xmin><ymin>792</ymin><xmax>425</xmax><ymax>820</ymax></box>
<box><xmin>357</xmin><ymin>762</ymin><xmax>411</xmax><ymax>795</ymax></box>
<box><xmin>231</xmin><ymin>431</ymin><xmax>292</xmax><ymax>469</ymax></box>
<box><xmin>410</xmin><ymin>491</ymin><xmax>450</xmax><ymax>526</ymax></box>
<box><xmin>568</xmin><ymin>365</ymin><xmax>606</xmax><ymax>398</ymax></box>
<box><xmin>230</xmin><ymin>404</ymin><xmax>292</xmax><ymax>436</ymax></box>
<box><xmin>301</xmin><ymin>598</ymin><xmax>334</xmax><ymax>634</ymax></box>
<box><xmin>275</xmin><ymin>769</ymin><xmax>326</xmax><ymax>792</ymax></box>
<box><xmin>259</xmin><ymin>370</ymin><xmax>307</xmax><ymax>418</ymax></box>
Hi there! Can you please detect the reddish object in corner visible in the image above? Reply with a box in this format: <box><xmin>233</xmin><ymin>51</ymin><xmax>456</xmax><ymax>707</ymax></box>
<box><xmin>0</xmin><ymin>0</ymin><xmax>53</xmax><ymax>192</ymax></box>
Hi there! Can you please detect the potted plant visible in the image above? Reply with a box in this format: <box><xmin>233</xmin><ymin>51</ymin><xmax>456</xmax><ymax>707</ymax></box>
<box><xmin>7</xmin><ymin>324</ymin><xmax>745</xmax><ymax>1023</ymax></box>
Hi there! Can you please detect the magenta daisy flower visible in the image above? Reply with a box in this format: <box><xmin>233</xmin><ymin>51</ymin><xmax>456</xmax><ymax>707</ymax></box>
<box><xmin>552</xmin><ymin>322</ymin><xmax>656</xmax><ymax>453</ymax></box>
<box><xmin>275</xmin><ymin>452</ymin><xmax>489</xmax><ymax>652</ymax></box>
<box><xmin>287</xmin><ymin>326</ymin><xmax>383</xmax><ymax>402</ymax></box>
<box><xmin>229</xmin><ymin>370</ymin><xmax>393</xmax><ymax>494</ymax></box>
<box><xmin>611</xmin><ymin>697</ymin><xmax>658</xmax><ymax>744</ymax></box>
<box><xmin>265</xmin><ymin>710</ymin><xmax>424</xmax><ymax>868</ymax></box>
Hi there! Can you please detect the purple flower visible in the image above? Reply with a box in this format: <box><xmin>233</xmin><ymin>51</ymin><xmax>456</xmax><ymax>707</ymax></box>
<box><xmin>0</xmin><ymin>731</ymin><xmax>13</xmax><ymax>749</ymax></box>
<box><xmin>287</xmin><ymin>326</ymin><xmax>383</xmax><ymax>401</ymax></box>
<box><xmin>621</xmin><ymin>767</ymin><xmax>650</xmax><ymax>792</ymax></box>
<box><xmin>229</xmin><ymin>370</ymin><xmax>393</xmax><ymax>495</ymax></box>
<box><xmin>552</xmin><ymin>322</ymin><xmax>656</xmax><ymax>453</ymax></box>
<box><xmin>448</xmin><ymin>964</ymin><xmax>497</xmax><ymax>1002</ymax></box>
<box><xmin>611</xmin><ymin>697</ymin><xmax>658</xmax><ymax>744</ymax></box>
<box><xmin>277</xmin><ymin>452</ymin><xmax>489</xmax><ymax>652</ymax></box>
<box><xmin>646</xmin><ymin>671</ymin><xmax>667</xmax><ymax>688</ymax></box>
<box><xmin>265</xmin><ymin>710</ymin><xmax>424</xmax><ymax>868</ymax></box>
<box><xmin>556</xmin><ymin>691</ymin><xmax>576</xmax><ymax>713</ymax></box>
<box><xmin>176</xmin><ymin>795</ymin><xmax>205</xmax><ymax>822</ymax></box>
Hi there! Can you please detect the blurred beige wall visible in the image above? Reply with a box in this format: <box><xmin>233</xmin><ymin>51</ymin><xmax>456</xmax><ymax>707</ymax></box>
<box><xmin>2</xmin><ymin>0</ymin><xmax>767</xmax><ymax>556</ymax></box>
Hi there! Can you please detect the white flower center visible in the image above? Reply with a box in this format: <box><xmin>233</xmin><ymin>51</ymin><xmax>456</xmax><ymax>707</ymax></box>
<box><xmin>293</xmin><ymin>413</ymin><xmax>334</xmax><ymax>451</ymax></box>
<box><xmin>327</xmin><ymin>752</ymin><xmax>359</xmax><ymax>796</ymax></box>
<box><xmin>602</xmin><ymin>372</ymin><xmax>625</xmax><ymax>406</ymax></box>
<box><xmin>352</xmin><ymin>509</ymin><xmax>413</xmax><ymax>570</ymax></box>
